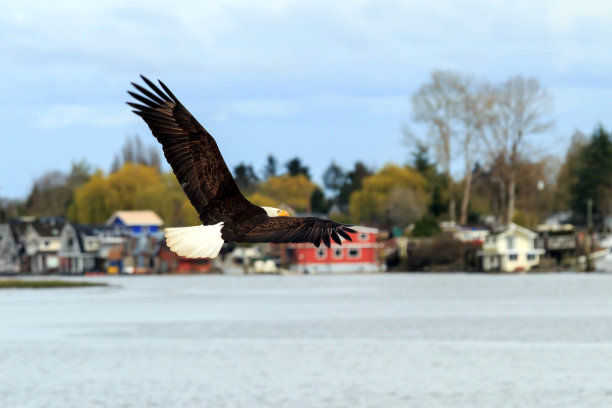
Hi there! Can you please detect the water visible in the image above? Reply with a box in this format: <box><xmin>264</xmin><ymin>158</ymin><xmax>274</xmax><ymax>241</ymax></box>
<box><xmin>1</xmin><ymin>273</ymin><xmax>612</xmax><ymax>407</ymax></box>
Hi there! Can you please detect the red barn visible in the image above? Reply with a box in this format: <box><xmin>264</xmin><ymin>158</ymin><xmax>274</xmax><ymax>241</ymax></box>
<box><xmin>287</xmin><ymin>226</ymin><xmax>381</xmax><ymax>274</ymax></box>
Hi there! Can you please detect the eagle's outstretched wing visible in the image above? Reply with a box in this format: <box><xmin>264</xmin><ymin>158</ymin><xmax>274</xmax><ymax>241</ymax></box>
<box><xmin>229</xmin><ymin>216</ymin><xmax>356</xmax><ymax>248</ymax></box>
<box><xmin>127</xmin><ymin>76</ymin><xmax>264</xmax><ymax>225</ymax></box>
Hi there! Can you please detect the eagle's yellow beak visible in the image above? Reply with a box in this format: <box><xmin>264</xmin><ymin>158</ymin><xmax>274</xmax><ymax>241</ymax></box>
<box><xmin>279</xmin><ymin>209</ymin><xmax>290</xmax><ymax>217</ymax></box>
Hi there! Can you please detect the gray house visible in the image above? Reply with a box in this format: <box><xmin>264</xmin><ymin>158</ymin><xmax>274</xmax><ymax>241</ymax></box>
<box><xmin>0</xmin><ymin>223</ymin><xmax>20</xmax><ymax>273</ymax></box>
<box><xmin>58</xmin><ymin>224</ymin><xmax>115</xmax><ymax>274</ymax></box>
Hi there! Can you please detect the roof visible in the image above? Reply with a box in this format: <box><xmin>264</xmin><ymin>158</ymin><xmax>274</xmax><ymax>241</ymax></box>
<box><xmin>492</xmin><ymin>222</ymin><xmax>537</xmax><ymax>239</ymax></box>
<box><xmin>30</xmin><ymin>220</ymin><xmax>65</xmax><ymax>238</ymax></box>
<box><xmin>106</xmin><ymin>210</ymin><xmax>163</xmax><ymax>227</ymax></box>
<box><xmin>74</xmin><ymin>224</ymin><xmax>114</xmax><ymax>252</ymax></box>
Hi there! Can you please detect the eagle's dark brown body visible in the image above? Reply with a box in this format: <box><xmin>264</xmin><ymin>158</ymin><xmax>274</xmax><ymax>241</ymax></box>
<box><xmin>127</xmin><ymin>76</ymin><xmax>355</xmax><ymax>250</ymax></box>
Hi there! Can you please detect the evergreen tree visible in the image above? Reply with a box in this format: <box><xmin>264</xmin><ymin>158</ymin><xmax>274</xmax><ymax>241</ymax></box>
<box><xmin>263</xmin><ymin>155</ymin><xmax>278</xmax><ymax>179</ymax></box>
<box><xmin>233</xmin><ymin>163</ymin><xmax>260</xmax><ymax>194</ymax></box>
<box><xmin>412</xmin><ymin>143</ymin><xmax>435</xmax><ymax>175</ymax></box>
<box><xmin>310</xmin><ymin>187</ymin><xmax>329</xmax><ymax>214</ymax></box>
<box><xmin>338</xmin><ymin>161</ymin><xmax>371</xmax><ymax>205</ymax></box>
<box><xmin>285</xmin><ymin>157</ymin><xmax>310</xmax><ymax>179</ymax></box>
<box><xmin>570</xmin><ymin>125</ymin><xmax>612</xmax><ymax>224</ymax></box>
<box><xmin>323</xmin><ymin>161</ymin><xmax>346</xmax><ymax>202</ymax></box>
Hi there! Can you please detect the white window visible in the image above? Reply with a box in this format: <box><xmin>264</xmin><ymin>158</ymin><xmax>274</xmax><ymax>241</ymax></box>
<box><xmin>508</xmin><ymin>254</ymin><xmax>518</xmax><ymax>261</ymax></box>
<box><xmin>527</xmin><ymin>254</ymin><xmax>536</xmax><ymax>261</ymax></box>
<box><xmin>333</xmin><ymin>248</ymin><xmax>343</xmax><ymax>259</ymax></box>
<box><xmin>347</xmin><ymin>248</ymin><xmax>361</xmax><ymax>259</ymax></box>
<box><xmin>359</xmin><ymin>232</ymin><xmax>368</xmax><ymax>241</ymax></box>
<box><xmin>316</xmin><ymin>248</ymin><xmax>327</xmax><ymax>259</ymax></box>
<box><xmin>506</xmin><ymin>237</ymin><xmax>515</xmax><ymax>250</ymax></box>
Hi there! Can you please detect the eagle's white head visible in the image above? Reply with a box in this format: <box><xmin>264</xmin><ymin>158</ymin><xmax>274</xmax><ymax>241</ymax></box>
<box><xmin>261</xmin><ymin>206</ymin><xmax>290</xmax><ymax>217</ymax></box>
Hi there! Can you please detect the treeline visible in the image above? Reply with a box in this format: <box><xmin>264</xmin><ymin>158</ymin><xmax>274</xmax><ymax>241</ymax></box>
<box><xmin>2</xmin><ymin>126</ymin><xmax>611</xmax><ymax>233</ymax></box>
<box><xmin>2</xmin><ymin>70</ymin><xmax>611</xmax><ymax>233</ymax></box>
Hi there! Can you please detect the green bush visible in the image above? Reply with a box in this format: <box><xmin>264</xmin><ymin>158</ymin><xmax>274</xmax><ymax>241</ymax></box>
<box><xmin>412</xmin><ymin>214</ymin><xmax>440</xmax><ymax>237</ymax></box>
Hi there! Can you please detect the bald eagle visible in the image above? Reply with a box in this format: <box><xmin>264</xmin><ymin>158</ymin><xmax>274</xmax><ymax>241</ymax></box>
<box><xmin>127</xmin><ymin>76</ymin><xmax>355</xmax><ymax>258</ymax></box>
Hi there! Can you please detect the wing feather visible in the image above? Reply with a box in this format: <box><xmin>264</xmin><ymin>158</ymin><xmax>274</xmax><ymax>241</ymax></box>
<box><xmin>234</xmin><ymin>216</ymin><xmax>357</xmax><ymax>248</ymax></box>
<box><xmin>127</xmin><ymin>76</ymin><xmax>263</xmax><ymax>225</ymax></box>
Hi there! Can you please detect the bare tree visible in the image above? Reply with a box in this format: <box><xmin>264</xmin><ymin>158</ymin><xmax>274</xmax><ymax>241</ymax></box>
<box><xmin>456</xmin><ymin>80</ymin><xmax>494</xmax><ymax>224</ymax></box>
<box><xmin>112</xmin><ymin>134</ymin><xmax>162</xmax><ymax>172</ymax></box>
<box><xmin>387</xmin><ymin>187</ymin><xmax>426</xmax><ymax>228</ymax></box>
<box><xmin>409</xmin><ymin>70</ymin><xmax>477</xmax><ymax>223</ymax></box>
<box><xmin>482</xmin><ymin>76</ymin><xmax>554</xmax><ymax>224</ymax></box>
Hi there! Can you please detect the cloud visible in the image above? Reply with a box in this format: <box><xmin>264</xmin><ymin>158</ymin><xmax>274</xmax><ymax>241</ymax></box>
<box><xmin>37</xmin><ymin>104</ymin><xmax>133</xmax><ymax>129</ymax></box>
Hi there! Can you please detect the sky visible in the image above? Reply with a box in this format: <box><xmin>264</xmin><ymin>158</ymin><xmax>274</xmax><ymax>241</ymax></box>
<box><xmin>1</xmin><ymin>0</ymin><xmax>612</xmax><ymax>199</ymax></box>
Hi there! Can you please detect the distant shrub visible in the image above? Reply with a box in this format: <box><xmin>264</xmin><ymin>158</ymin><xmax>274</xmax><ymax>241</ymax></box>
<box><xmin>406</xmin><ymin>234</ymin><xmax>480</xmax><ymax>271</ymax></box>
<box><xmin>411</xmin><ymin>214</ymin><xmax>440</xmax><ymax>237</ymax></box>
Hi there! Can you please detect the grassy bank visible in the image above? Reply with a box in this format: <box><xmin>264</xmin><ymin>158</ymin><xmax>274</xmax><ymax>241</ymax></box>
<box><xmin>0</xmin><ymin>279</ymin><xmax>108</xmax><ymax>289</ymax></box>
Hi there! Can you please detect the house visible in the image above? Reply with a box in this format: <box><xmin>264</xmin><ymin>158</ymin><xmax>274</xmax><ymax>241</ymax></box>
<box><xmin>0</xmin><ymin>223</ymin><xmax>20</xmax><ymax>273</ymax></box>
<box><xmin>154</xmin><ymin>240</ymin><xmax>213</xmax><ymax>274</ymax></box>
<box><xmin>23</xmin><ymin>219</ymin><xmax>65</xmax><ymax>274</ymax></box>
<box><xmin>58</xmin><ymin>224</ymin><xmax>119</xmax><ymax>274</ymax></box>
<box><xmin>106</xmin><ymin>210</ymin><xmax>163</xmax><ymax>235</ymax></box>
<box><xmin>477</xmin><ymin>222</ymin><xmax>545</xmax><ymax>272</ymax></box>
<box><xmin>287</xmin><ymin>226</ymin><xmax>381</xmax><ymax>274</ymax></box>
<box><xmin>123</xmin><ymin>232</ymin><xmax>164</xmax><ymax>274</ymax></box>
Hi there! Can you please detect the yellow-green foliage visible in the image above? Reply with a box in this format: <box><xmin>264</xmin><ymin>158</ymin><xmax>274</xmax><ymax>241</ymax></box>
<box><xmin>67</xmin><ymin>170</ymin><xmax>110</xmax><ymax>224</ymax></box>
<box><xmin>256</xmin><ymin>174</ymin><xmax>317</xmax><ymax>212</ymax></box>
<box><xmin>349</xmin><ymin>164</ymin><xmax>428</xmax><ymax>224</ymax></box>
<box><xmin>68</xmin><ymin>163</ymin><xmax>199</xmax><ymax>226</ymax></box>
<box><xmin>246</xmin><ymin>192</ymin><xmax>281</xmax><ymax>208</ymax></box>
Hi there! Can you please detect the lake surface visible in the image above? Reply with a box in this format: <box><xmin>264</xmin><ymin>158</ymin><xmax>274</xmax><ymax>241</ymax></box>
<box><xmin>1</xmin><ymin>273</ymin><xmax>612</xmax><ymax>408</ymax></box>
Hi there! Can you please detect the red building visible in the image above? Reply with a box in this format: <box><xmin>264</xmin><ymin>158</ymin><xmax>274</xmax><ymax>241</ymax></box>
<box><xmin>288</xmin><ymin>226</ymin><xmax>381</xmax><ymax>274</ymax></box>
<box><xmin>155</xmin><ymin>241</ymin><xmax>213</xmax><ymax>274</ymax></box>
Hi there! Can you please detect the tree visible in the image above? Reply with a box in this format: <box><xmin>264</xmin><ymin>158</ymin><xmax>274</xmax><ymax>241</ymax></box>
<box><xmin>409</xmin><ymin>70</ymin><xmax>490</xmax><ymax>225</ymax></box>
<box><xmin>409</xmin><ymin>71</ymin><xmax>470</xmax><ymax>223</ymax></box>
<box><xmin>412</xmin><ymin>143</ymin><xmax>435</xmax><ymax>176</ymax></box>
<box><xmin>310</xmin><ymin>187</ymin><xmax>329</xmax><ymax>214</ymax></box>
<box><xmin>412</xmin><ymin>214</ymin><xmax>441</xmax><ymax>237</ymax></box>
<box><xmin>67</xmin><ymin>170</ymin><xmax>110</xmax><ymax>224</ymax></box>
<box><xmin>111</xmin><ymin>134</ymin><xmax>161</xmax><ymax>172</ymax></box>
<box><xmin>263</xmin><ymin>155</ymin><xmax>278</xmax><ymax>179</ymax></box>
<box><xmin>456</xmin><ymin>80</ymin><xmax>491</xmax><ymax>224</ymax></box>
<box><xmin>482</xmin><ymin>76</ymin><xmax>554</xmax><ymax>223</ymax></box>
<box><xmin>68</xmin><ymin>163</ymin><xmax>199</xmax><ymax>226</ymax></box>
<box><xmin>0</xmin><ymin>197</ymin><xmax>25</xmax><ymax>222</ymax></box>
<box><xmin>233</xmin><ymin>163</ymin><xmax>259</xmax><ymax>194</ymax></box>
<box><xmin>569</xmin><ymin>125</ymin><xmax>612</xmax><ymax>225</ymax></box>
<box><xmin>412</xmin><ymin>144</ymin><xmax>449</xmax><ymax>217</ymax></box>
<box><xmin>285</xmin><ymin>157</ymin><xmax>310</xmax><ymax>179</ymax></box>
<box><xmin>257</xmin><ymin>174</ymin><xmax>318</xmax><ymax>212</ymax></box>
<box><xmin>246</xmin><ymin>192</ymin><xmax>281</xmax><ymax>208</ymax></box>
<box><xmin>349</xmin><ymin>165</ymin><xmax>428</xmax><ymax>225</ymax></box>
<box><xmin>25</xmin><ymin>161</ymin><xmax>92</xmax><ymax>217</ymax></box>
<box><xmin>555</xmin><ymin>130</ymin><xmax>588</xmax><ymax>210</ymax></box>
<box><xmin>338</xmin><ymin>161</ymin><xmax>372</xmax><ymax>205</ymax></box>
<box><xmin>386</xmin><ymin>187</ymin><xmax>427</xmax><ymax>228</ymax></box>
<box><xmin>323</xmin><ymin>161</ymin><xmax>346</xmax><ymax>202</ymax></box>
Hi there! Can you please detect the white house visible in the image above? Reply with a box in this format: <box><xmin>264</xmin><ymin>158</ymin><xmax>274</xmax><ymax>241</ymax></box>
<box><xmin>477</xmin><ymin>223</ymin><xmax>544</xmax><ymax>272</ymax></box>
<box><xmin>24</xmin><ymin>220</ymin><xmax>64</xmax><ymax>274</ymax></box>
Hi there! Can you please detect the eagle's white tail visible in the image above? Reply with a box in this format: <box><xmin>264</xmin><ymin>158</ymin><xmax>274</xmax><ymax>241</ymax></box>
<box><xmin>164</xmin><ymin>223</ymin><xmax>224</xmax><ymax>258</ymax></box>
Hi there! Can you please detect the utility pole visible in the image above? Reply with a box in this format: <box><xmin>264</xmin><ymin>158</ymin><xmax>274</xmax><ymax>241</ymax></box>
<box><xmin>585</xmin><ymin>199</ymin><xmax>593</xmax><ymax>272</ymax></box>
